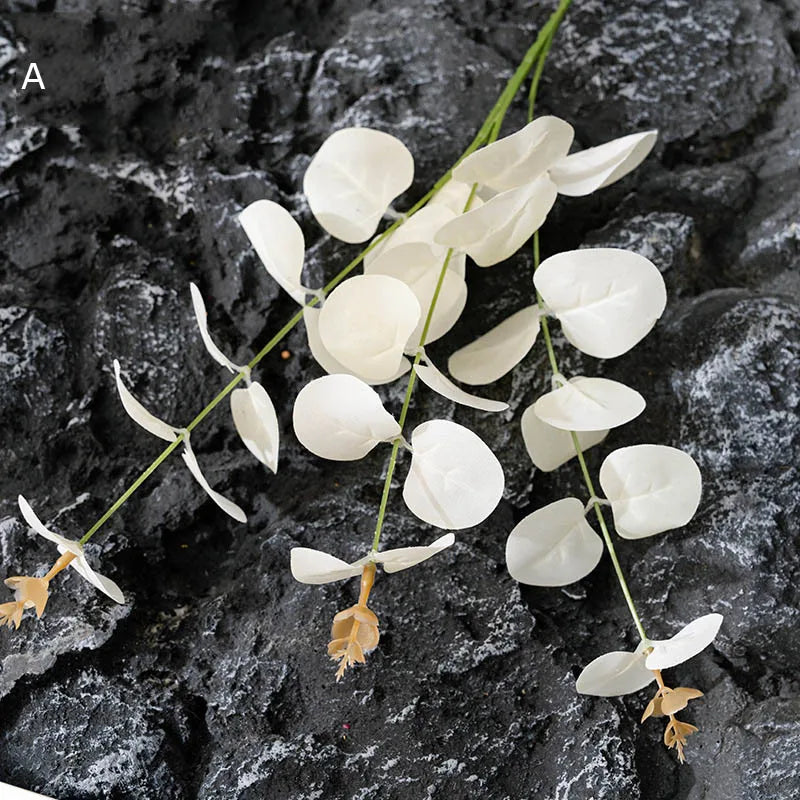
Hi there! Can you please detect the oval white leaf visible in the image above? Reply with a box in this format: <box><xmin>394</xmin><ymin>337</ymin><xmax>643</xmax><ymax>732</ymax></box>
<box><xmin>520</xmin><ymin>405</ymin><xmax>608</xmax><ymax>472</ymax></box>
<box><xmin>434</xmin><ymin>175</ymin><xmax>558</xmax><ymax>267</ymax></box>
<box><xmin>415</xmin><ymin>360</ymin><xmax>508</xmax><ymax>412</ymax></box>
<box><xmin>290</xmin><ymin>547</ymin><xmax>364</xmax><ymax>584</ymax></box>
<box><xmin>505</xmin><ymin>497</ymin><xmax>603</xmax><ymax>586</ymax></box>
<box><xmin>239</xmin><ymin>199</ymin><xmax>307</xmax><ymax>304</ymax></box>
<box><xmin>0</xmin><ymin>780</ymin><xmax>57</xmax><ymax>799</ymax></box>
<box><xmin>453</xmin><ymin>116</ymin><xmax>574</xmax><ymax>192</ymax></box>
<box><xmin>403</xmin><ymin>419</ymin><xmax>504</xmax><ymax>530</ymax></box>
<box><xmin>645</xmin><ymin>613</ymin><xmax>723</xmax><ymax>671</ymax></box>
<box><xmin>230</xmin><ymin>382</ymin><xmax>280</xmax><ymax>473</ymax></box>
<box><xmin>599</xmin><ymin>444</ymin><xmax>702</xmax><ymax>539</ymax></box>
<box><xmin>292</xmin><ymin>374</ymin><xmax>400</xmax><ymax>461</ymax></box>
<box><xmin>447</xmin><ymin>306</ymin><xmax>541</xmax><ymax>386</ymax></box>
<box><xmin>534</xmin><ymin>377</ymin><xmax>645</xmax><ymax>432</ymax></box>
<box><xmin>376</xmin><ymin>532</ymin><xmax>456</xmax><ymax>573</ymax></box>
<box><xmin>190</xmin><ymin>283</ymin><xmax>241</xmax><ymax>373</ymax></box>
<box><xmin>303</xmin><ymin>127</ymin><xmax>414</xmax><ymax>243</ymax></box>
<box><xmin>318</xmin><ymin>274</ymin><xmax>421</xmax><ymax>382</ymax></box>
<box><xmin>113</xmin><ymin>359</ymin><xmax>178</xmax><ymax>443</ymax></box>
<box><xmin>181</xmin><ymin>439</ymin><xmax>247</xmax><ymax>523</ymax></box>
<box><xmin>549</xmin><ymin>130</ymin><xmax>658</xmax><ymax>197</ymax></box>
<box><xmin>576</xmin><ymin>643</ymin><xmax>655</xmax><ymax>697</ymax></box>
<box><xmin>535</xmin><ymin>248</ymin><xmax>667</xmax><ymax>358</ymax></box>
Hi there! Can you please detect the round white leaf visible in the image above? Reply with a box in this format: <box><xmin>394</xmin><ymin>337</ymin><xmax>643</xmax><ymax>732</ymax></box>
<box><xmin>453</xmin><ymin>116</ymin><xmax>574</xmax><ymax>192</ymax></box>
<box><xmin>434</xmin><ymin>175</ymin><xmax>558</xmax><ymax>267</ymax></box>
<box><xmin>447</xmin><ymin>306</ymin><xmax>541</xmax><ymax>386</ymax></box>
<box><xmin>290</xmin><ymin>547</ymin><xmax>364</xmax><ymax>584</ymax></box>
<box><xmin>520</xmin><ymin>405</ymin><xmax>607</xmax><ymax>472</ymax></box>
<box><xmin>230</xmin><ymin>382</ymin><xmax>280</xmax><ymax>473</ymax></box>
<box><xmin>576</xmin><ymin>643</ymin><xmax>655</xmax><ymax>697</ymax></box>
<box><xmin>403</xmin><ymin>419</ymin><xmax>504</xmax><ymax>530</ymax></box>
<box><xmin>190</xmin><ymin>283</ymin><xmax>241</xmax><ymax>373</ymax></box>
<box><xmin>535</xmin><ymin>248</ymin><xmax>667</xmax><ymax>358</ymax></box>
<box><xmin>376</xmin><ymin>532</ymin><xmax>456</xmax><ymax>573</ymax></box>
<box><xmin>0</xmin><ymin>780</ymin><xmax>57</xmax><ymax>799</ymax></box>
<box><xmin>113</xmin><ymin>360</ymin><xmax>179</xmax><ymax>443</ymax></box>
<box><xmin>239</xmin><ymin>199</ymin><xmax>307</xmax><ymax>304</ymax></box>
<box><xmin>645</xmin><ymin>613</ymin><xmax>723</xmax><ymax>671</ymax></box>
<box><xmin>599</xmin><ymin>444</ymin><xmax>702</xmax><ymax>539</ymax></box>
<box><xmin>318</xmin><ymin>274</ymin><xmax>421</xmax><ymax>382</ymax></box>
<box><xmin>505</xmin><ymin>497</ymin><xmax>603</xmax><ymax>586</ymax></box>
<box><xmin>292</xmin><ymin>374</ymin><xmax>400</xmax><ymax>461</ymax></box>
<box><xmin>303</xmin><ymin>127</ymin><xmax>414</xmax><ymax>243</ymax></box>
<box><xmin>181</xmin><ymin>439</ymin><xmax>247</xmax><ymax>523</ymax></box>
<box><xmin>549</xmin><ymin>130</ymin><xmax>658</xmax><ymax>197</ymax></box>
<box><xmin>415</xmin><ymin>360</ymin><xmax>508</xmax><ymax>412</ymax></box>
<box><xmin>534</xmin><ymin>377</ymin><xmax>645</xmax><ymax>431</ymax></box>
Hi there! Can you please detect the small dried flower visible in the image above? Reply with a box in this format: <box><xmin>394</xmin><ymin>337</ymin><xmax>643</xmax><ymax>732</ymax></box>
<box><xmin>642</xmin><ymin>670</ymin><xmax>704</xmax><ymax>763</ymax></box>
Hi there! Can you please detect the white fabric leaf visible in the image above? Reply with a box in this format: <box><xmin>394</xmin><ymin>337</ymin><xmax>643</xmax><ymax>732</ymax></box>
<box><xmin>599</xmin><ymin>444</ymin><xmax>703</xmax><ymax>539</ymax></box>
<box><xmin>190</xmin><ymin>283</ymin><xmax>241</xmax><ymax>373</ymax></box>
<box><xmin>534</xmin><ymin>377</ymin><xmax>645</xmax><ymax>431</ymax></box>
<box><xmin>376</xmin><ymin>532</ymin><xmax>456</xmax><ymax>573</ymax></box>
<box><xmin>429</xmin><ymin>179</ymin><xmax>483</xmax><ymax>215</ymax></box>
<box><xmin>318</xmin><ymin>274</ymin><xmax>421</xmax><ymax>382</ymax></box>
<box><xmin>415</xmin><ymin>360</ymin><xmax>508</xmax><ymax>412</ymax></box>
<box><xmin>549</xmin><ymin>130</ymin><xmax>658</xmax><ymax>197</ymax></box>
<box><xmin>453</xmin><ymin>116</ymin><xmax>574</xmax><ymax>192</ymax></box>
<box><xmin>303</xmin><ymin>307</ymin><xmax>411</xmax><ymax>385</ymax></box>
<box><xmin>505</xmin><ymin>497</ymin><xmax>603</xmax><ymax>586</ymax></box>
<box><xmin>520</xmin><ymin>405</ymin><xmax>608</xmax><ymax>472</ymax></box>
<box><xmin>292</xmin><ymin>374</ymin><xmax>400</xmax><ymax>461</ymax></box>
<box><xmin>576</xmin><ymin>642</ymin><xmax>655</xmax><ymax>697</ymax></box>
<box><xmin>534</xmin><ymin>248</ymin><xmax>667</xmax><ymax>358</ymax></box>
<box><xmin>230</xmin><ymin>382</ymin><xmax>280</xmax><ymax>473</ymax></box>
<box><xmin>181</xmin><ymin>439</ymin><xmax>247</xmax><ymax>523</ymax></box>
<box><xmin>303</xmin><ymin>127</ymin><xmax>414</xmax><ymax>243</ymax></box>
<box><xmin>447</xmin><ymin>306</ymin><xmax>541</xmax><ymax>386</ymax></box>
<box><xmin>239</xmin><ymin>199</ymin><xmax>307</xmax><ymax>304</ymax></box>
<box><xmin>434</xmin><ymin>175</ymin><xmax>558</xmax><ymax>267</ymax></box>
<box><xmin>645</xmin><ymin>613</ymin><xmax>724</xmax><ymax>671</ymax></box>
<box><xmin>403</xmin><ymin>419</ymin><xmax>504</xmax><ymax>530</ymax></box>
<box><xmin>113</xmin><ymin>359</ymin><xmax>179</xmax><ymax>443</ymax></box>
<box><xmin>290</xmin><ymin>547</ymin><xmax>364</xmax><ymax>584</ymax></box>
<box><xmin>0</xmin><ymin>781</ymin><xmax>57</xmax><ymax>799</ymax></box>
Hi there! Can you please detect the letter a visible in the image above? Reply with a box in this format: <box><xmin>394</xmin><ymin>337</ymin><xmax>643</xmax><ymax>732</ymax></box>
<box><xmin>22</xmin><ymin>62</ymin><xmax>45</xmax><ymax>91</ymax></box>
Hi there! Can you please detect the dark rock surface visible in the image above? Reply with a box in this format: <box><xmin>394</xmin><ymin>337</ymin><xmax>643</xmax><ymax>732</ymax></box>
<box><xmin>1</xmin><ymin>1</ymin><xmax>798</xmax><ymax>798</ymax></box>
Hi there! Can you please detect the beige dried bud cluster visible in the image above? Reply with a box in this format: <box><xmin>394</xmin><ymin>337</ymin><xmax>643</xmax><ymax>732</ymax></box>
<box><xmin>642</xmin><ymin>672</ymin><xmax>704</xmax><ymax>763</ymax></box>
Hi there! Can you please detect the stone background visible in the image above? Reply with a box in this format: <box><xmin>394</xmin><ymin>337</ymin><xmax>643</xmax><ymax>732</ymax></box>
<box><xmin>0</xmin><ymin>0</ymin><xmax>798</xmax><ymax>798</ymax></box>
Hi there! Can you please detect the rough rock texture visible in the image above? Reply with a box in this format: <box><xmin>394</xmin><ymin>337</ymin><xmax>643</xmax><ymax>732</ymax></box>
<box><xmin>0</xmin><ymin>1</ymin><xmax>799</xmax><ymax>798</ymax></box>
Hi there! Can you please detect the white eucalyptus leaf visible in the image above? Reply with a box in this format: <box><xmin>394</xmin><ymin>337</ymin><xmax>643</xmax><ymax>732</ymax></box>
<box><xmin>303</xmin><ymin>127</ymin><xmax>414</xmax><ymax>243</ymax></box>
<box><xmin>505</xmin><ymin>497</ymin><xmax>603</xmax><ymax>586</ymax></box>
<box><xmin>415</xmin><ymin>361</ymin><xmax>508</xmax><ymax>412</ymax></box>
<box><xmin>534</xmin><ymin>377</ymin><xmax>645</xmax><ymax>431</ymax></box>
<box><xmin>181</xmin><ymin>439</ymin><xmax>247</xmax><ymax>523</ymax></box>
<box><xmin>434</xmin><ymin>175</ymin><xmax>558</xmax><ymax>267</ymax></box>
<box><xmin>599</xmin><ymin>444</ymin><xmax>702</xmax><ymax>539</ymax></box>
<box><xmin>520</xmin><ymin>405</ymin><xmax>608</xmax><ymax>472</ymax></box>
<box><xmin>403</xmin><ymin>419</ymin><xmax>504</xmax><ymax>530</ymax></box>
<box><xmin>113</xmin><ymin>359</ymin><xmax>179</xmax><ymax>443</ymax></box>
<box><xmin>550</xmin><ymin>130</ymin><xmax>658</xmax><ymax>197</ymax></box>
<box><xmin>453</xmin><ymin>116</ymin><xmax>574</xmax><ymax>192</ymax></box>
<box><xmin>376</xmin><ymin>532</ymin><xmax>456</xmax><ymax>573</ymax></box>
<box><xmin>535</xmin><ymin>248</ymin><xmax>667</xmax><ymax>358</ymax></box>
<box><xmin>645</xmin><ymin>613</ymin><xmax>724</xmax><ymax>671</ymax></box>
<box><xmin>576</xmin><ymin>643</ymin><xmax>655</xmax><ymax>697</ymax></box>
<box><xmin>230</xmin><ymin>382</ymin><xmax>280</xmax><ymax>472</ymax></box>
<box><xmin>0</xmin><ymin>780</ymin><xmax>57</xmax><ymax>799</ymax></box>
<box><xmin>292</xmin><ymin>374</ymin><xmax>400</xmax><ymax>461</ymax></box>
<box><xmin>239</xmin><ymin>199</ymin><xmax>307</xmax><ymax>304</ymax></box>
<box><xmin>318</xmin><ymin>274</ymin><xmax>421</xmax><ymax>382</ymax></box>
<box><xmin>447</xmin><ymin>306</ymin><xmax>541</xmax><ymax>385</ymax></box>
<box><xmin>429</xmin><ymin>179</ymin><xmax>484</xmax><ymax>215</ymax></box>
<box><xmin>190</xmin><ymin>283</ymin><xmax>241</xmax><ymax>373</ymax></box>
<box><xmin>290</xmin><ymin>547</ymin><xmax>364</xmax><ymax>584</ymax></box>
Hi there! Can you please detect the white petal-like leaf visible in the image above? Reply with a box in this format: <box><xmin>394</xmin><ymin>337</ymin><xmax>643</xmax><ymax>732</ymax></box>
<box><xmin>376</xmin><ymin>532</ymin><xmax>456</xmax><ymax>573</ymax></box>
<box><xmin>0</xmin><ymin>780</ymin><xmax>57</xmax><ymax>799</ymax></box>
<box><xmin>505</xmin><ymin>497</ymin><xmax>603</xmax><ymax>586</ymax></box>
<box><xmin>434</xmin><ymin>175</ymin><xmax>558</xmax><ymax>267</ymax></box>
<box><xmin>290</xmin><ymin>547</ymin><xmax>364</xmax><ymax>584</ymax></box>
<box><xmin>239</xmin><ymin>199</ymin><xmax>307</xmax><ymax>304</ymax></box>
<box><xmin>415</xmin><ymin>360</ymin><xmax>508</xmax><ymax>412</ymax></box>
<box><xmin>293</xmin><ymin>374</ymin><xmax>400</xmax><ymax>461</ymax></box>
<box><xmin>190</xmin><ymin>283</ymin><xmax>241</xmax><ymax>373</ymax></box>
<box><xmin>535</xmin><ymin>248</ymin><xmax>667</xmax><ymax>358</ymax></box>
<box><xmin>520</xmin><ymin>405</ymin><xmax>608</xmax><ymax>472</ymax></box>
<box><xmin>403</xmin><ymin>419</ymin><xmax>504</xmax><ymax>530</ymax></box>
<box><xmin>318</xmin><ymin>274</ymin><xmax>421</xmax><ymax>382</ymax></box>
<box><xmin>576</xmin><ymin>642</ymin><xmax>655</xmax><ymax>697</ymax></box>
<box><xmin>645</xmin><ymin>613</ymin><xmax>723</xmax><ymax>671</ymax></box>
<box><xmin>303</xmin><ymin>127</ymin><xmax>414</xmax><ymax>243</ymax></box>
<box><xmin>429</xmin><ymin>179</ymin><xmax>484</xmax><ymax>215</ymax></box>
<box><xmin>181</xmin><ymin>439</ymin><xmax>247</xmax><ymax>523</ymax></box>
<box><xmin>447</xmin><ymin>306</ymin><xmax>541</xmax><ymax>386</ymax></box>
<box><xmin>453</xmin><ymin>116</ymin><xmax>574</xmax><ymax>192</ymax></box>
<box><xmin>534</xmin><ymin>377</ymin><xmax>645</xmax><ymax>431</ymax></box>
<box><xmin>113</xmin><ymin>359</ymin><xmax>179</xmax><ymax>443</ymax></box>
<box><xmin>230</xmin><ymin>381</ymin><xmax>280</xmax><ymax>472</ymax></box>
<box><xmin>599</xmin><ymin>444</ymin><xmax>702</xmax><ymax>539</ymax></box>
<box><xmin>549</xmin><ymin>130</ymin><xmax>658</xmax><ymax>197</ymax></box>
